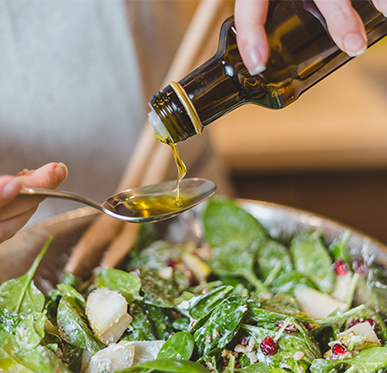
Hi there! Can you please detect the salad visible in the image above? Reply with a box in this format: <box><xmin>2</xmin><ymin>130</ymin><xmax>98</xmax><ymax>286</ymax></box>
<box><xmin>1</xmin><ymin>197</ymin><xmax>387</xmax><ymax>373</ymax></box>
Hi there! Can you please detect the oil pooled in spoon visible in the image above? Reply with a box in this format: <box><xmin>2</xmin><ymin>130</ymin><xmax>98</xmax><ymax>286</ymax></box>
<box><xmin>114</xmin><ymin>143</ymin><xmax>188</xmax><ymax>219</ymax></box>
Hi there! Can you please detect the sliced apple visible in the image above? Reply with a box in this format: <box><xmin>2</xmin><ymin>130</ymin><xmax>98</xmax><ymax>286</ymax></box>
<box><xmin>341</xmin><ymin>322</ymin><xmax>381</xmax><ymax>344</ymax></box>
<box><xmin>331</xmin><ymin>272</ymin><xmax>352</xmax><ymax>303</ymax></box>
<box><xmin>86</xmin><ymin>288</ymin><xmax>132</xmax><ymax>345</ymax></box>
<box><xmin>294</xmin><ymin>287</ymin><xmax>349</xmax><ymax>319</ymax></box>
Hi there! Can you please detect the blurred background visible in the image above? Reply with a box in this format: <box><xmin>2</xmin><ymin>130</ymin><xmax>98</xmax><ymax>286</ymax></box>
<box><xmin>1</xmin><ymin>0</ymin><xmax>387</xmax><ymax>245</ymax></box>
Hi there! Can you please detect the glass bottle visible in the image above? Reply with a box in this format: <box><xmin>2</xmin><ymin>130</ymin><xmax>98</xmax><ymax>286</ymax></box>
<box><xmin>148</xmin><ymin>0</ymin><xmax>387</xmax><ymax>144</ymax></box>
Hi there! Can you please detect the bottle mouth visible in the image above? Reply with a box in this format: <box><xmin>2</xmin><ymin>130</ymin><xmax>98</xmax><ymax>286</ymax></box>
<box><xmin>147</xmin><ymin>110</ymin><xmax>173</xmax><ymax>143</ymax></box>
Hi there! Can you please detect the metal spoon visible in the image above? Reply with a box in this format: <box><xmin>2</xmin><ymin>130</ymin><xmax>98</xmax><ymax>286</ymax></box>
<box><xmin>20</xmin><ymin>178</ymin><xmax>216</xmax><ymax>223</ymax></box>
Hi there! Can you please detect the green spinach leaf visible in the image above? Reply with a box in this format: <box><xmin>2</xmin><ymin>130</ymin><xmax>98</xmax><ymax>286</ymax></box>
<box><xmin>123</xmin><ymin>302</ymin><xmax>158</xmax><ymax>341</ymax></box>
<box><xmin>270</xmin><ymin>270</ymin><xmax>315</xmax><ymax>295</ymax></box>
<box><xmin>140</xmin><ymin>268</ymin><xmax>180</xmax><ymax>308</ymax></box>
<box><xmin>177</xmin><ymin>285</ymin><xmax>233</xmax><ymax>319</ymax></box>
<box><xmin>194</xmin><ymin>296</ymin><xmax>248</xmax><ymax>356</ymax></box>
<box><xmin>0</xmin><ymin>329</ymin><xmax>71</xmax><ymax>372</ymax></box>
<box><xmin>96</xmin><ymin>268</ymin><xmax>143</xmax><ymax>304</ymax></box>
<box><xmin>208</xmin><ymin>244</ymin><xmax>267</xmax><ymax>293</ymax></box>
<box><xmin>249</xmin><ymin>238</ymin><xmax>293</xmax><ymax>280</ymax></box>
<box><xmin>203</xmin><ymin>198</ymin><xmax>267</xmax><ymax>247</ymax></box>
<box><xmin>236</xmin><ymin>362</ymin><xmax>269</xmax><ymax>373</ymax></box>
<box><xmin>329</xmin><ymin>230</ymin><xmax>352</xmax><ymax>266</ymax></box>
<box><xmin>157</xmin><ymin>332</ymin><xmax>194</xmax><ymax>360</ymax></box>
<box><xmin>290</xmin><ymin>231</ymin><xmax>335</xmax><ymax>293</ymax></box>
<box><xmin>15</xmin><ymin>311</ymin><xmax>46</xmax><ymax>349</ymax></box>
<box><xmin>0</xmin><ymin>238</ymin><xmax>51</xmax><ymax>315</ymax></box>
<box><xmin>57</xmin><ymin>296</ymin><xmax>103</xmax><ymax>355</ymax></box>
<box><xmin>55</xmin><ymin>283</ymin><xmax>87</xmax><ymax>307</ymax></box>
<box><xmin>342</xmin><ymin>346</ymin><xmax>387</xmax><ymax>373</ymax></box>
<box><xmin>0</xmin><ymin>307</ymin><xmax>20</xmax><ymax>333</ymax></box>
<box><xmin>146</xmin><ymin>304</ymin><xmax>176</xmax><ymax>340</ymax></box>
<box><xmin>115</xmin><ymin>359</ymin><xmax>209</xmax><ymax>372</ymax></box>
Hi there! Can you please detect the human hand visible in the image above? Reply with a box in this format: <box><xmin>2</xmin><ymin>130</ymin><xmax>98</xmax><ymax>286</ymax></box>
<box><xmin>234</xmin><ymin>0</ymin><xmax>387</xmax><ymax>76</ymax></box>
<box><xmin>0</xmin><ymin>162</ymin><xmax>68</xmax><ymax>243</ymax></box>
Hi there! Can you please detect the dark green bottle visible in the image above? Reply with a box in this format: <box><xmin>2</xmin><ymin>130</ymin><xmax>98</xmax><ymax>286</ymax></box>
<box><xmin>148</xmin><ymin>0</ymin><xmax>387</xmax><ymax>144</ymax></box>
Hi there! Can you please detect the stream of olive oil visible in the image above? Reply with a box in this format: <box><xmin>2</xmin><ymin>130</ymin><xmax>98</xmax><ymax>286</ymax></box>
<box><xmin>169</xmin><ymin>142</ymin><xmax>187</xmax><ymax>207</ymax></box>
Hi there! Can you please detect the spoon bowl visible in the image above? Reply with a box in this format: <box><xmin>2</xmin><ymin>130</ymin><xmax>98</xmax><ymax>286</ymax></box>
<box><xmin>20</xmin><ymin>178</ymin><xmax>216</xmax><ymax>223</ymax></box>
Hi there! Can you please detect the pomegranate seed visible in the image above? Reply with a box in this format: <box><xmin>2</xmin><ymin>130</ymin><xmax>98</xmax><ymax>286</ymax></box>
<box><xmin>346</xmin><ymin>318</ymin><xmax>376</xmax><ymax>331</ymax></box>
<box><xmin>260</xmin><ymin>336</ymin><xmax>278</xmax><ymax>356</ymax></box>
<box><xmin>129</xmin><ymin>268</ymin><xmax>140</xmax><ymax>275</ymax></box>
<box><xmin>166</xmin><ymin>259</ymin><xmax>176</xmax><ymax>267</ymax></box>
<box><xmin>304</xmin><ymin>323</ymin><xmax>312</xmax><ymax>331</ymax></box>
<box><xmin>353</xmin><ymin>260</ymin><xmax>367</xmax><ymax>277</ymax></box>
<box><xmin>346</xmin><ymin>319</ymin><xmax>360</xmax><ymax>329</ymax></box>
<box><xmin>275</xmin><ymin>321</ymin><xmax>297</xmax><ymax>333</ymax></box>
<box><xmin>240</xmin><ymin>337</ymin><xmax>248</xmax><ymax>346</ymax></box>
<box><xmin>332</xmin><ymin>343</ymin><xmax>348</xmax><ymax>355</ymax></box>
<box><xmin>188</xmin><ymin>319</ymin><xmax>197</xmax><ymax>331</ymax></box>
<box><xmin>332</xmin><ymin>259</ymin><xmax>348</xmax><ymax>276</ymax></box>
<box><xmin>364</xmin><ymin>318</ymin><xmax>376</xmax><ymax>330</ymax></box>
<box><xmin>202</xmin><ymin>288</ymin><xmax>210</xmax><ymax>294</ymax></box>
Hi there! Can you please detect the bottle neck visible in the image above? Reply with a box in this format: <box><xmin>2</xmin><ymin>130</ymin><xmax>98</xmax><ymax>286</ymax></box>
<box><xmin>148</xmin><ymin>17</ymin><xmax>271</xmax><ymax>143</ymax></box>
<box><xmin>148</xmin><ymin>85</ymin><xmax>197</xmax><ymax>144</ymax></box>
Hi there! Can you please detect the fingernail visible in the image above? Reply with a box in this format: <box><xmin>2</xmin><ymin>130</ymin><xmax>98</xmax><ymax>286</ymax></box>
<box><xmin>378</xmin><ymin>0</ymin><xmax>387</xmax><ymax>16</ymax></box>
<box><xmin>343</xmin><ymin>33</ymin><xmax>367</xmax><ymax>57</ymax></box>
<box><xmin>56</xmin><ymin>162</ymin><xmax>68</xmax><ymax>182</ymax></box>
<box><xmin>16</xmin><ymin>169</ymin><xmax>29</xmax><ymax>176</ymax></box>
<box><xmin>243</xmin><ymin>45</ymin><xmax>266</xmax><ymax>75</ymax></box>
<box><xmin>2</xmin><ymin>178</ymin><xmax>24</xmax><ymax>199</ymax></box>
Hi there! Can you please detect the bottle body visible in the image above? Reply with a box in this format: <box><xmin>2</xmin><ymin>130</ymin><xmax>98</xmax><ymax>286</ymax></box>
<box><xmin>148</xmin><ymin>0</ymin><xmax>387</xmax><ymax>144</ymax></box>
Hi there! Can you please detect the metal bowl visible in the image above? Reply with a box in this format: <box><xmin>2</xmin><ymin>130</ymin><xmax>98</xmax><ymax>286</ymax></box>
<box><xmin>1</xmin><ymin>200</ymin><xmax>387</xmax><ymax>293</ymax></box>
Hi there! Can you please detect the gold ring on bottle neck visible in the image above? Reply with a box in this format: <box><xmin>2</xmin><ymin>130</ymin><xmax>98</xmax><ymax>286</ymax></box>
<box><xmin>170</xmin><ymin>81</ymin><xmax>203</xmax><ymax>135</ymax></box>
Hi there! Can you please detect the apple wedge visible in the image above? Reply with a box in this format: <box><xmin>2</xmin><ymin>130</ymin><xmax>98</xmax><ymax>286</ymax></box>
<box><xmin>294</xmin><ymin>287</ymin><xmax>349</xmax><ymax>319</ymax></box>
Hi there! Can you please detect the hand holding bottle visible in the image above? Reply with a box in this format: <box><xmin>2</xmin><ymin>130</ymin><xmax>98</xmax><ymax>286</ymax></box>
<box><xmin>234</xmin><ymin>0</ymin><xmax>387</xmax><ymax>75</ymax></box>
<box><xmin>148</xmin><ymin>0</ymin><xmax>387</xmax><ymax>143</ymax></box>
<box><xmin>0</xmin><ymin>162</ymin><xmax>68</xmax><ymax>244</ymax></box>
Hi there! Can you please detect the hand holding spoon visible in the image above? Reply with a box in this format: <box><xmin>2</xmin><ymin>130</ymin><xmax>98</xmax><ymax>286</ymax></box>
<box><xmin>20</xmin><ymin>178</ymin><xmax>216</xmax><ymax>223</ymax></box>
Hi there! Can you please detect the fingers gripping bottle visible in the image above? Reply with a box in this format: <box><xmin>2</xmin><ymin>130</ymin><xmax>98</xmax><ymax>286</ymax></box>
<box><xmin>148</xmin><ymin>0</ymin><xmax>387</xmax><ymax>144</ymax></box>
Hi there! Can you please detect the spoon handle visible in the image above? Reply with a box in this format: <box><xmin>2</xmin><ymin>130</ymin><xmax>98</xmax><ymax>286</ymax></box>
<box><xmin>20</xmin><ymin>187</ymin><xmax>104</xmax><ymax>212</ymax></box>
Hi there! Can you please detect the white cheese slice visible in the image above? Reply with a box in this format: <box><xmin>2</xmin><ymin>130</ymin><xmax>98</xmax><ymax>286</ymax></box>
<box><xmin>86</xmin><ymin>288</ymin><xmax>133</xmax><ymax>345</ymax></box>
<box><xmin>85</xmin><ymin>341</ymin><xmax>135</xmax><ymax>373</ymax></box>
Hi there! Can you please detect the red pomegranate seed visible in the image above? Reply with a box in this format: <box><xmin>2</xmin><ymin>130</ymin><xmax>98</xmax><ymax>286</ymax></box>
<box><xmin>166</xmin><ymin>259</ymin><xmax>176</xmax><ymax>267</ymax></box>
<box><xmin>240</xmin><ymin>337</ymin><xmax>248</xmax><ymax>346</ymax></box>
<box><xmin>364</xmin><ymin>318</ymin><xmax>376</xmax><ymax>330</ymax></box>
<box><xmin>304</xmin><ymin>323</ymin><xmax>312</xmax><ymax>331</ymax></box>
<box><xmin>346</xmin><ymin>319</ymin><xmax>360</xmax><ymax>329</ymax></box>
<box><xmin>275</xmin><ymin>321</ymin><xmax>297</xmax><ymax>333</ymax></box>
<box><xmin>129</xmin><ymin>268</ymin><xmax>140</xmax><ymax>275</ymax></box>
<box><xmin>346</xmin><ymin>318</ymin><xmax>376</xmax><ymax>331</ymax></box>
<box><xmin>332</xmin><ymin>259</ymin><xmax>348</xmax><ymax>275</ymax></box>
<box><xmin>202</xmin><ymin>288</ymin><xmax>210</xmax><ymax>294</ymax></box>
<box><xmin>260</xmin><ymin>336</ymin><xmax>278</xmax><ymax>356</ymax></box>
<box><xmin>332</xmin><ymin>343</ymin><xmax>348</xmax><ymax>355</ymax></box>
<box><xmin>353</xmin><ymin>260</ymin><xmax>367</xmax><ymax>277</ymax></box>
